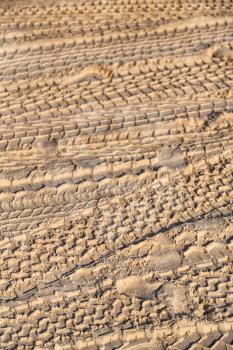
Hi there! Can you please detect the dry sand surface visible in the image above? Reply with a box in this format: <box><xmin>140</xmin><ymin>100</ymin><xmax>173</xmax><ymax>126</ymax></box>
<box><xmin>0</xmin><ymin>0</ymin><xmax>233</xmax><ymax>349</ymax></box>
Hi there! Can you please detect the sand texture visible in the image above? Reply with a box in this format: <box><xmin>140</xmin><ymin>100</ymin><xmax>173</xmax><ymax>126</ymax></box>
<box><xmin>0</xmin><ymin>0</ymin><xmax>233</xmax><ymax>349</ymax></box>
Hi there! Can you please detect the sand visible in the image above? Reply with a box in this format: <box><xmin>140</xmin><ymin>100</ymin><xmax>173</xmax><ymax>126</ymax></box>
<box><xmin>0</xmin><ymin>0</ymin><xmax>233</xmax><ymax>349</ymax></box>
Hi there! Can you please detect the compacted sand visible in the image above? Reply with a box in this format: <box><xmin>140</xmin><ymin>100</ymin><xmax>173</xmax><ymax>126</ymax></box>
<box><xmin>0</xmin><ymin>1</ymin><xmax>233</xmax><ymax>349</ymax></box>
